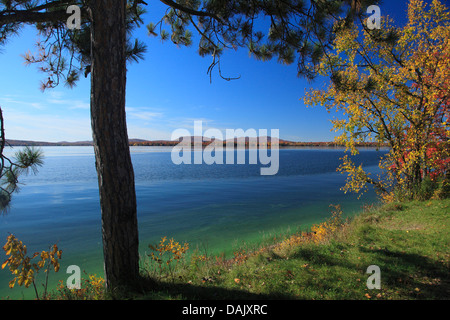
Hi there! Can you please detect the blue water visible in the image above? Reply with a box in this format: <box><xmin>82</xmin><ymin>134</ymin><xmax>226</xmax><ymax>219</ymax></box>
<box><xmin>0</xmin><ymin>146</ymin><xmax>386</xmax><ymax>299</ymax></box>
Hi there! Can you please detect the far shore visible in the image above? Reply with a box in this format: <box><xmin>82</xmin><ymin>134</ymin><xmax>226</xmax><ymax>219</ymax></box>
<box><xmin>6</xmin><ymin>138</ymin><xmax>389</xmax><ymax>149</ymax></box>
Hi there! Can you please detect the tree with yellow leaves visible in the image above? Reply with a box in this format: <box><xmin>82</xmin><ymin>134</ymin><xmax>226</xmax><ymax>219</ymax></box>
<box><xmin>2</xmin><ymin>234</ymin><xmax>62</xmax><ymax>299</ymax></box>
<box><xmin>305</xmin><ymin>0</ymin><xmax>450</xmax><ymax>201</ymax></box>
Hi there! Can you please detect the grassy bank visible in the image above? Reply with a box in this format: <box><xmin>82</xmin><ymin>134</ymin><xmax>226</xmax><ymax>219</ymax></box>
<box><xmin>136</xmin><ymin>199</ymin><xmax>449</xmax><ymax>300</ymax></box>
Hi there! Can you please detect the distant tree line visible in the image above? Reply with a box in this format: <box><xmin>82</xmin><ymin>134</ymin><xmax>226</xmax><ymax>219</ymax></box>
<box><xmin>6</xmin><ymin>139</ymin><xmax>388</xmax><ymax>148</ymax></box>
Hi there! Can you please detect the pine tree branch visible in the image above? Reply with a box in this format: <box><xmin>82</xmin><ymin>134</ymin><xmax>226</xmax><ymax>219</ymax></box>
<box><xmin>0</xmin><ymin>9</ymin><xmax>66</xmax><ymax>25</ymax></box>
<box><xmin>159</xmin><ymin>0</ymin><xmax>226</xmax><ymax>24</ymax></box>
<box><xmin>0</xmin><ymin>1</ymin><xmax>87</xmax><ymax>26</ymax></box>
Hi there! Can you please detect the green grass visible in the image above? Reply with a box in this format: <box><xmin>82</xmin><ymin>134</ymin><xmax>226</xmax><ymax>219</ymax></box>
<box><xmin>135</xmin><ymin>198</ymin><xmax>450</xmax><ymax>300</ymax></box>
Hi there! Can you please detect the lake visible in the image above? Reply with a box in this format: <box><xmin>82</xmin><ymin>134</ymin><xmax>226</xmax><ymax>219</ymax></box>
<box><xmin>0</xmin><ymin>146</ymin><xmax>386</xmax><ymax>299</ymax></box>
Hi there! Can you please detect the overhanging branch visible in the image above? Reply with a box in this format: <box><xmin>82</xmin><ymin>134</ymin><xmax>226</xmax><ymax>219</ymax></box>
<box><xmin>159</xmin><ymin>0</ymin><xmax>226</xmax><ymax>24</ymax></box>
<box><xmin>0</xmin><ymin>1</ymin><xmax>88</xmax><ymax>26</ymax></box>
<box><xmin>0</xmin><ymin>8</ymin><xmax>73</xmax><ymax>25</ymax></box>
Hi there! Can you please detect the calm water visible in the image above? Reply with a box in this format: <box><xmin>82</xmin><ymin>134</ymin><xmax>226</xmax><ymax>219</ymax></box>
<box><xmin>0</xmin><ymin>146</ymin><xmax>386</xmax><ymax>299</ymax></box>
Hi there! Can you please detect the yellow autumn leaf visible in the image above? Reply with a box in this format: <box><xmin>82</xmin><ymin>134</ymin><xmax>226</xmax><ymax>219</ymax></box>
<box><xmin>1</xmin><ymin>259</ymin><xmax>9</xmax><ymax>269</ymax></box>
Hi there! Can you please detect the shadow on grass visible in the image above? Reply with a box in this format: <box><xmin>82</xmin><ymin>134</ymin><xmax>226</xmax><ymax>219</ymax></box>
<box><xmin>359</xmin><ymin>247</ymin><xmax>450</xmax><ymax>299</ymax></box>
<box><xmin>134</xmin><ymin>276</ymin><xmax>293</xmax><ymax>300</ymax></box>
<box><xmin>291</xmin><ymin>244</ymin><xmax>449</xmax><ymax>299</ymax></box>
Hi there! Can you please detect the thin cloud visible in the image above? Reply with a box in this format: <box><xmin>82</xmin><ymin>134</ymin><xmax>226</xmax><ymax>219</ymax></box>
<box><xmin>0</xmin><ymin>96</ymin><xmax>44</xmax><ymax>109</ymax></box>
<box><xmin>126</xmin><ymin>106</ymin><xmax>164</xmax><ymax>121</ymax></box>
<box><xmin>47</xmin><ymin>98</ymin><xmax>90</xmax><ymax>110</ymax></box>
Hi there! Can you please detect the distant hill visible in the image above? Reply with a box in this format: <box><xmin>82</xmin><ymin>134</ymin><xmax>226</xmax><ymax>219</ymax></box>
<box><xmin>5</xmin><ymin>139</ymin><xmax>93</xmax><ymax>146</ymax></box>
<box><xmin>5</xmin><ymin>138</ymin><xmax>387</xmax><ymax>148</ymax></box>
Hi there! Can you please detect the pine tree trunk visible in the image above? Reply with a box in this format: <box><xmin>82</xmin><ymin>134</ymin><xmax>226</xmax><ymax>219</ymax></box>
<box><xmin>89</xmin><ymin>0</ymin><xmax>139</xmax><ymax>290</ymax></box>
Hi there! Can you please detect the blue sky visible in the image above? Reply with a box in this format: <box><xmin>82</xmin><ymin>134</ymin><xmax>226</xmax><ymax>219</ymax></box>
<box><xmin>0</xmin><ymin>0</ymin><xmax>413</xmax><ymax>142</ymax></box>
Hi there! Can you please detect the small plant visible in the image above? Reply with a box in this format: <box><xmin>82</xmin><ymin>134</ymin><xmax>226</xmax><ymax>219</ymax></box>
<box><xmin>189</xmin><ymin>249</ymin><xmax>209</xmax><ymax>272</ymax></box>
<box><xmin>274</xmin><ymin>204</ymin><xmax>345</xmax><ymax>256</ymax></box>
<box><xmin>55</xmin><ymin>272</ymin><xmax>105</xmax><ymax>300</ymax></box>
<box><xmin>1</xmin><ymin>234</ymin><xmax>62</xmax><ymax>299</ymax></box>
<box><xmin>433</xmin><ymin>174</ymin><xmax>450</xmax><ymax>199</ymax></box>
<box><xmin>148</xmin><ymin>236</ymin><xmax>189</xmax><ymax>281</ymax></box>
<box><xmin>232</xmin><ymin>248</ymin><xmax>249</xmax><ymax>265</ymax></box>
<box><xmin>310</xmin><ymin>204</ymin><xmax>344</xmax><ymax>243</ymax></box>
